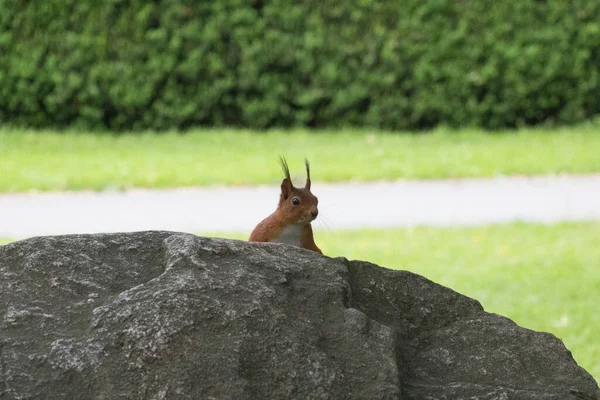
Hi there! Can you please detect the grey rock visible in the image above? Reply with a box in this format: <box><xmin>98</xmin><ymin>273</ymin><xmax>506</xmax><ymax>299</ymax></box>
<box><xmin>0</xmin><ymin>231</ymin><xmax>597</xmax><ymax>400</ymax></box>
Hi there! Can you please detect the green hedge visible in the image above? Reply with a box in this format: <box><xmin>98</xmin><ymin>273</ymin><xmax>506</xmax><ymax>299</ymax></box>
<box><xmin>1</xmin><ymin>0</ymin><xmax>600</xmax><ymax>131</ymax></box>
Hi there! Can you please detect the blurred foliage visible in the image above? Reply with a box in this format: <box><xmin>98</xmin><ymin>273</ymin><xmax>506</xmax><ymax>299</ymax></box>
<box><xmin>1</xmin><ymin>0</ymin><xmax>600</xmax><ymax>130</ymax></box>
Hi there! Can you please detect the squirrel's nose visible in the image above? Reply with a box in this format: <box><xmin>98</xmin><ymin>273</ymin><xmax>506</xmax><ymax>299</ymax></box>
<box><xmin>311</xmin><ymin>210</ymin><xmax>318</xmax><ymax>219</ymax></box>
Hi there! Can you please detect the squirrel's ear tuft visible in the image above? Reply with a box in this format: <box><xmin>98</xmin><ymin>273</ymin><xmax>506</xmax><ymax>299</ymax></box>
<box><xmin>304</xmin><ymin>158</ymin><xmax>311</xmax><ymax>190</ymax></box>
<box><xmin>279</xmin><ymin>156</ymin><xmax>291</xmax><ymax>181</ymax></box>
<box><xmin>279</xmin><ymin>156</ymin><xmax>294</xmax><ymax>199</ymax></box>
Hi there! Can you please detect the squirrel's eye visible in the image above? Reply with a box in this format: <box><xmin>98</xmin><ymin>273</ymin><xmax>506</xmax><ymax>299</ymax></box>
<box><xmin>292</xmin><ymin>197</ymin><xmax>300</xmax><ymax>206</ymax></box>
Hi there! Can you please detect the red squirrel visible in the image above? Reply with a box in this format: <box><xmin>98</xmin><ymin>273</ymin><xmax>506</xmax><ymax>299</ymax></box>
<box><xmin>249</xmin><ymin>157</ymin><xmax>322</xmax><ymax>254</ymax></box>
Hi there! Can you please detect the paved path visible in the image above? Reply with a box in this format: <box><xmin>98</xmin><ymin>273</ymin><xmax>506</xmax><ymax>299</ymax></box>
<box><xmin>1</xmin><ymin>175</ymin><xmax>599</xmax><ymax>238</ymax></box>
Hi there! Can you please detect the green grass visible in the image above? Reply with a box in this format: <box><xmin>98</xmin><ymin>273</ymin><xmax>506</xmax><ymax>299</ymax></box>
<box><xmin>1</xmin><ymin>124</ymin><xmax>600</xmax><ymax>192</ymax></box>
<box><xmin>208</xmin><ymin>222</ymin><xmax>600</xmax><ymax>383</ymax></box>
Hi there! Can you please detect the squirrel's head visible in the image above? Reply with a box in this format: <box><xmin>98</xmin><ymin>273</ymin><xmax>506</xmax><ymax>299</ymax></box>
<box><xmin>277</xmin><ymin>157</ymin><xmax>319</xmax><ymax>225</ymax></box>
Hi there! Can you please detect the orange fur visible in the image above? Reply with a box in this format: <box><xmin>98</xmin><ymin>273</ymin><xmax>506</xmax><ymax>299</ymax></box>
<box><xmin>300</xmin><ymin>224</ymin><xmax>322</xmax><ymax>254</ymax></box>
<box><xmin>249</xmin><ymin>211</ymin><xmax>284</xmax><ymax>243</ymax></box>
<box><xmin>249</xmin><ymin>158</ymin><xmax>322</xmax><ymax>254</ymax></box>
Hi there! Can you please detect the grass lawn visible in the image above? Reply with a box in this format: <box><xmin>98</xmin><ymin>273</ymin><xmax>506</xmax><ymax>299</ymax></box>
<box><xmin>207</xmin><ymin>222</ymin><xmax>600</xmax><ymax>383</ymax></box>
<box><xmin>1</xmin><ymin>124</ymin><xmax>600</xmax><ymax>192</ymax></box>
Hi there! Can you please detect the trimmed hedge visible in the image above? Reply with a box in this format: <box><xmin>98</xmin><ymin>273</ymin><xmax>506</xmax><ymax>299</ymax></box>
<box><xmin>1</xmin><ymin>0</ymin><xmax>600</xmax><ymax>131</ymax></box>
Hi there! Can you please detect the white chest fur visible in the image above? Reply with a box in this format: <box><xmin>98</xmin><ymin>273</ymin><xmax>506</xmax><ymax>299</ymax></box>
<box><xmin>272</xmin><ymin>224</ymin><xmax>303</xmax><ymax>248</ymax></box>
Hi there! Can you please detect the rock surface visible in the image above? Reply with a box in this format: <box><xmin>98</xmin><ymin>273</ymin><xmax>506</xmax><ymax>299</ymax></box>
<box><xmin>0</xmin><ymin>231</ymin><xmax>597</xmax><ymax>400</ymax></box>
